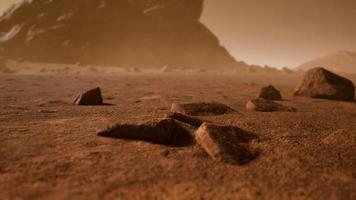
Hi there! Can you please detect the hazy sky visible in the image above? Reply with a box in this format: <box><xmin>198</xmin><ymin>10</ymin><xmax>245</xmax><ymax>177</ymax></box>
<box><xmin>1</xmin><ymin>0</ymin><xmax>356</xmax><ymax>68</ymax></box>
<box><xmin>201</xmin><ymin>0</ymin><xmax>356</xmax><ymax>67</ymax></box>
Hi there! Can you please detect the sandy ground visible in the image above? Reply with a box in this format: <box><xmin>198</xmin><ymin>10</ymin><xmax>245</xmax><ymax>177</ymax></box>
<box><xmin>0</xmin><ymin>64</ymin><xmax>355</xmax><ymax>199</ymax></box>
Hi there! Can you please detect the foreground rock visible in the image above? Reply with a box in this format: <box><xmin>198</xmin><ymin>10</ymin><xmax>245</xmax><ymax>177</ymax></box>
<box><xmin>171</xmin><ymin>102</ymin><xmax>236</xmax><ymax>116</ymax></box>
<box><xmin>165</xmin><ymin>112</ymin><xmax>205</xmax><ymax>128</ymax></box>
<box><xmin>0</xmin><ymin>0</ymin><xmax>244</xmax><ymax>70</ymax></box>
<box><xmin>246</xmin><ymin>98</ymin><xmax>296</xmax><ymax>112</ymax></box>
<box><xmin>97</xmin><ymin>118</ymin><xmax>193</xmax><ymax>146</ymax></box>
<box><xmin>294</xmin><ymin>67</ymin><xmax>355</xmax><ymax>101</ymax></box>
<box><xmin>259</xmin><ymin>85</ymin><xmax>282</xmax><ymax>100</ymax></box>
<box><xmin>74</xmin><ymin>87</ymin><xmax>103</xmax><ymax>105</ymax></box>
<box><xmin>195</xmin><ymin>123</ymin><xmax>257</xmax><ymax>165</ymax></box>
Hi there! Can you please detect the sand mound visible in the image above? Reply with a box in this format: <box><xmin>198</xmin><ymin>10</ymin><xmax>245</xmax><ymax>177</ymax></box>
<box><xmin>295</xmin><ymin>51</ymin><xmax>356</xmax><ymax>74</ymax></box>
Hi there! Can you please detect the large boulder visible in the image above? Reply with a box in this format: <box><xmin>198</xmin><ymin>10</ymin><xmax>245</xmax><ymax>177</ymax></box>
<box><xmin>0</xmin><ymin>0</ymin><xmax>246</xmax><ymax>70</ymax></box>
<box><xmin>294</xmin><ymin>67</ymin><xmax>355</xmax><ymax>101</ymax></box>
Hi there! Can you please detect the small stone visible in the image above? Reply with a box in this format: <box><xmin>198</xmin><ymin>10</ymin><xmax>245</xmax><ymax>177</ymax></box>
<box><xmin>171</xmin><ymin>102</ymin><xmax>236</xmax><ymax>116</ymax></box>
<box><xmin>74</xmin><ymin>87</ymin><xmax>103</xmax><ymax>105</ymax></box>
<box><xmin>97</xmin><ymin>118</ymin><xmax>194</xmax><ymax>147</ymax></box>
<box><xmin>246</xmin><ymin>98</ymin><xmax>296</xmax><ymax>112</ymax></box>
<box><xmin>38</xmin><ymin>109</ymin><xmax>58</xmax><ymax>114</ymax></box>
<box><xmin>195</xmin><ymin>123</ymin><xmax>257</xmax><ymax>165</ymax></box>
<box><xmin>294</xmin><ymin>67</ymin><xmax>355</xmax><ymax>101</ymax></box>
<box><xmin>259</xmin><ymin>85</ymin><xmax>282</xmax><ymax>100</ymax></box>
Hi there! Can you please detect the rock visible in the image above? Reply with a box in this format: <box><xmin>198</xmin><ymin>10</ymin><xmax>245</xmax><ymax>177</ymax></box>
<box><xmin>259</xmin><ymin>85</ymin><xmax>282</xmax><ymax>100</ymax></box>
<box><xmin>0</xmin><ymin>0</ymin><xmax>246</xmax><ymax>71</ymax></box>
<box><xmin>171</xmin><ymin>102</ymin><xmax>236</xmax><ymax>116</ymax></box>
<box><xmin>97</xmin><ymin>118</ymin><xmax>194</xmax><ymax>146</ymax></box>
<box><xmin>246</xmin><ymin>98</ymin><xmax>296</xmax><ymax>112</ymax></box>
<box><xmin>74</xmin><ymin>87</ymin><xmax>103</xmax><ymax>105</ymax></box>
<box><xmin>38</xmin><ymin>109</ymin><xmax>58</xmax><ymax>114</ymax></box>
<box><xmin>165</xmin><ymin>112</ymin><xmax>205</xmax><ymax>127</ymax></box>
<box><xmin>294</xmin><ymin>67</ymin><xmax>355</xmax><ymax>101</ymax></box>
<box><xmin>195</xmin><ymin>123</ymin><xmax>257</xmax><ymax>164</ymax></box>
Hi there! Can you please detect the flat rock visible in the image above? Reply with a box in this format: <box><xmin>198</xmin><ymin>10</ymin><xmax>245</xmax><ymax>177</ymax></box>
<box><xmin>171</xmin><ymin>102</ymin><xmax>236</xmax><ymax>116</ymax></box>
<box><xmin>195</xmin><ymin>123</ymin><xmax>257</xmax><ymax>165</ymax></box>
<box><xmin>294</xmin><ymin>67</ymin><xmax>355</xmax><ymax>101</ymax></box>
<box><xmin>165</xmin><ymin>112</ymin><xmax>205</xmax><ymax>127</ymax></box>
<box><xmin>259</xmin><ymin>85</ymin><xmax>282</xmax><ymax>100</ymax></box>
<box><xmin>246</xmin><ymin>98</ymin><xmax>296</xmax><ymax>112</ymax></box>
<box><xmin>74</xmin><ymin>87</ymin><xmax>103</xmax><ymax>105</ymax></box>
<box><xmin>97</xmin><ymin>118</ymin><xmax>194</xmax><ymax>147</ymax></box>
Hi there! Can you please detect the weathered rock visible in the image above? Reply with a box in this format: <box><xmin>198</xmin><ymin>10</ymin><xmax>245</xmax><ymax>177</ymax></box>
<box><xmin>195</xmin><ymin>123</ymin><xmax>257</xmax><ymax>164</ymax></box>
<box><xmin>97</xmin><ymin>118</ymin><xmax>194</xmax><ymax>146</ymax></box>
<box><xmin>259</xmin><ymin>85</ymin><xmax>282</xmax><ymax>100</ymax></box>
<box><xmin>171</xmin><ymin>102</ymin><xmax>236</xmax><ymax>116</ymax></box>
<box><xmin>246</xmin><ymin>98</ymin><xmax>296</xmax><ymax>112</ymax></box>
<box><xmin>0</xmin><ymin>0</ymin><xmax>245</xmax><ymax>71</ymax></box>
<box><xmin>294</xmin><ymin>67</ymin><xmax>355</xmax><ymax>101</ymax></box>
<box><xmin>74</xmin><ymin>87</ymin><xmax>103</xmax><ymax>105</ymax></box>
<box><xmin>165</xmin><ymin>112</ymin><xmax>205</xmax><ymax>127</ymax></box>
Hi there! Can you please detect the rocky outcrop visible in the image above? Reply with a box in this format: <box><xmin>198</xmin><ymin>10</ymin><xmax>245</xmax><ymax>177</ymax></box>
<box><xmin>294</xmin><ymin>67</ymin><xmax>355</xmax><ymax>101</ymax></box>
<box><xmin>0</xmin><ymin>0</ymin><xmax>246</xmax><ymax>70</ymax></box>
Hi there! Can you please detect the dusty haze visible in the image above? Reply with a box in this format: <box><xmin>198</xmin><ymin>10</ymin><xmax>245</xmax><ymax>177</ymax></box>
<box><xmin>1</xmin><ymin>1</ymin><xmax>356</xmax><ymax>199</ymax></box>
<box><xmin>1</xmin><ymin>0</ymin><xmax>356</xmax><ymax>68</ymax></box>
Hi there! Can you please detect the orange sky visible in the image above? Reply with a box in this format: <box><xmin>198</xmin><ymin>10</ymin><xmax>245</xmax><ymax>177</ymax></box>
<box><xmin>1</xmin><ymin>0</ymin><xmax>356</xmax><ymax>68</ymax></box>
<box><xmin>201</xmin><ymin>0</ymin><xmax>356</xmax><ymax>68</ymax></box>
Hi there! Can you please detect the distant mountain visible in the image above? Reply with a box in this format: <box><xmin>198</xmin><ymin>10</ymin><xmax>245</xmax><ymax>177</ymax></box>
<box><xmin>0</xmin><ymin>0</ymin><xmax>247</xmax><ymax>70</ymax></box>
<box><xmin>295</xmin><ymin>51</ymin><xmax>356</xmax><ymax>74</ymax></box>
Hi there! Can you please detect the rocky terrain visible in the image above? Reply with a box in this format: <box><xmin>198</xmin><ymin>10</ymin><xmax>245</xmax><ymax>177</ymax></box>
<box><xmin>0</xmin><ymin>64</ymin><xmax>355</xmax><ymax>199</ymax></box>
